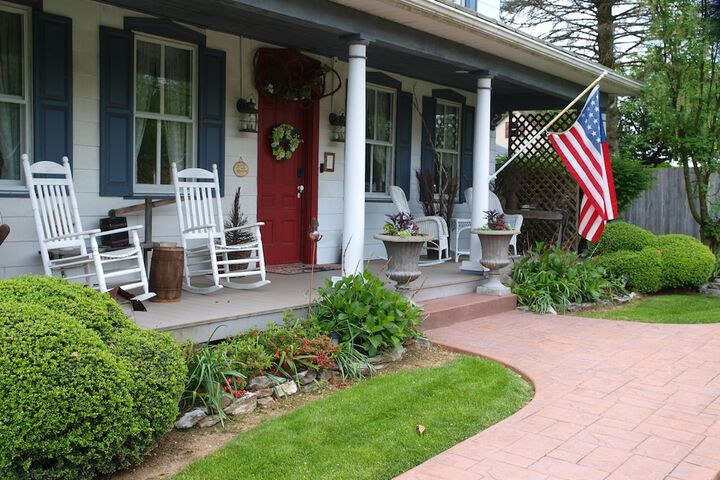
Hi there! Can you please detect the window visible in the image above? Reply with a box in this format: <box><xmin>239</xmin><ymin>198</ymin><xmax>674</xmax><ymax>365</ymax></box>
<box><xmin>434</xmin><ymin>100</ymin><xmax>461</xmax><ymax>189</ymax></box>
<box><xmin>0</xmin><ymin>3</ymin><xmax>30</xmax><ymax>184</ymax></box>
<box><xmin>365</xmin><ymin>85</ymin><xmax>395</xmax><ymax>194</ymax></box>
<box><xmin>134</xmin><ymin>35</ymin><xmax>196</xmax><ymax>190</ymax></box>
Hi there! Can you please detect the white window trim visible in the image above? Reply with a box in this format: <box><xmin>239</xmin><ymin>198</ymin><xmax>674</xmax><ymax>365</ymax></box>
<box><xmin>132</xmin><ymin>33</ymin><xmax>198</xmax><ymax>194</ymax></box>
<box><xmin>365</xmin><ymin>83</ymin><xmax>396</xmax><ymax>199</ymax></box>
<box><xmin>0</xmin><ymin>0</ymin><xmax>31</xmax><ymax>190</ymax></box>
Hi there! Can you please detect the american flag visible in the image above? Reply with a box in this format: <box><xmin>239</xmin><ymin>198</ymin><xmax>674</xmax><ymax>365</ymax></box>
<box><xmin>548</xmin><ymin>86</ymin><xmax>617</xmax><ymax>243</ymax></box>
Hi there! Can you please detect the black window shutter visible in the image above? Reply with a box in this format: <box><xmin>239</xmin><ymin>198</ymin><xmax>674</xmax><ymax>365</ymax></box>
<box><xmin>460</xmin><ymin>105</ymin><xmax>475</xmax><ymax>199</ymax></box>
<box><xmin>99</xmin><ymin>26</ymin><xmax>133</xmax><ymax>196</ymax></box>
<box><xmin>33</xmin><ymin>11</ymin><xmax>72</xmax><ymax>165</ymax></box>
<box><xmin>394</xmin><ymin>91</ymin><xmax>412</xmax><ymax>198</ymax></box>
<box><xmin>420</xmin><ymin>96</ymin><xmax>436</xmax><ymax>176</ymax></box>
<box><xmin>198</xmin><ymin>47</ymin><xmax>226</xmax><ymax>195</ymax></box>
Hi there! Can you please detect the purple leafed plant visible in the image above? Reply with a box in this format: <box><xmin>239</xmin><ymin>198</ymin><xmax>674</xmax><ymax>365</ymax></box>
<box><xmin>484</xmin><ymin>210</ymin><xmax>507</xmax><ymax>230</ymax></box>
<box><xmin>384</xmin><ymin>212</ymin><xmax>421</xmax><ymax>238</ymax></box>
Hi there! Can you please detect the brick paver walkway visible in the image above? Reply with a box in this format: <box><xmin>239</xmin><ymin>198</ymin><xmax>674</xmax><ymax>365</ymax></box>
<box><xmin>398</xmin><ymin>311</ymin><xmax>720</xmax><ymax>480</ymax></box>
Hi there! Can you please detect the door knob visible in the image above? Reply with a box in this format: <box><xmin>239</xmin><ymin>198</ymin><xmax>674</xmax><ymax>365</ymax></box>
<box><xmin>297</xmin><ymin>185</ymin><xmax>305</xmax><ymax>198</ymax></box>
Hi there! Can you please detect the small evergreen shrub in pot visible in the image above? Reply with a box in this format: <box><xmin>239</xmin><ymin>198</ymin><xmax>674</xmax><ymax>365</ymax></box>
<box><xmin>312</xmin><ymin>271</ymin><xmax>423</xmax><ymax>356</ymax></box>
<box><xmin>596</xmin><ymin>247</ymin><xmax>663</xmax><ymax>293</ymax></box>
<box><xmin>0</xmin><ymin>276</ymin><xmax>186</xmax><ymax>479</ymax></box>
<box><xmin>592</xmin><ymin>221</ymin><xmax>655</xmax><ymax>255</ymax></box>
<box><xmin>654</xmin><ymin>234</ymin><xmax>716</xmax><ymax>289</ymax></box>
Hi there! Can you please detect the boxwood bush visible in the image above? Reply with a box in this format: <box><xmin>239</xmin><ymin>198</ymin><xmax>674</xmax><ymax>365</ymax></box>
<box><xmin>0</xmin><ymin>276</ymin><xmax>185</xmax><ymax>479</ymax></box>
<box><xmin>592</xmin><ymin>221</ymin><xmax>655</xmax><ymax>255</ymax></box>
<box><xmin>596</xmin><ymin>247</ymin><xmax>663</xmax><ymax>293</ymax></box>
<box><xmin>654</xmin><ymin>234</ymin><xmax>715</xmax><ymax>289</ymax></box>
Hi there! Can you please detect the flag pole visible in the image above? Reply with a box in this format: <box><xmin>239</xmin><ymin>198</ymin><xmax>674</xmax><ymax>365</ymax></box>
<box><xmin>489</xmin><ymin>71</ymin><xmax>608</xmax><ymax>181</ymax></box>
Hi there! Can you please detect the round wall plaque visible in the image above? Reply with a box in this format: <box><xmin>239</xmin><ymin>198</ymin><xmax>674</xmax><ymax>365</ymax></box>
<box><xmin>233</xmin><ymin>160</ymin><xmax>249</xmax><ymax>177</ymax></box>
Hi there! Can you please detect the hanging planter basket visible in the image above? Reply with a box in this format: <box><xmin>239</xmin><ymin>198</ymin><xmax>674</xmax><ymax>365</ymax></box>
<box><xmin>270</xmin><ymin>123</ymin><xmax>302</xmax><ymax>161</ymax></box>
<box><xmin>254</xmin><ymin>48</ymin><xmax>341</xmax><ymax>106</ymax></box>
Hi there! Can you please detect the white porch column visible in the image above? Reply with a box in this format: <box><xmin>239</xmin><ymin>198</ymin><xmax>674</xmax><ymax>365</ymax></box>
<box><xmin>463</xmin><ymin>74</ymin><xmax>492</xmax><ymax>271</ymax></box>
<box><xmin>342</xmin><ymin>38</ymin><xmax>369</xmax><ymax>276</ymax></box>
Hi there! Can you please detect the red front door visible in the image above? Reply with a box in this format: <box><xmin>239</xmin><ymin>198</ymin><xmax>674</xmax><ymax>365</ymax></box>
<box><xmin>258</xmin><ymin>98</ymin><xmax>318</xmax><ymax>265</ymax></box>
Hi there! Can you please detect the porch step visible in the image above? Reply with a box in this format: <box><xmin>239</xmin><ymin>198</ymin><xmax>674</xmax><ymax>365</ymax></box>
<box><xmin>420</xmin><ymin>293</ymin><xmax>516</xmax><ymax>331</ymax></box>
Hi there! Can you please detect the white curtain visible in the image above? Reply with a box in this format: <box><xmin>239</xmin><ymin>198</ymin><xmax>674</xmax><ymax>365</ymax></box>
<box><xmin>162</xmin><ymin>46</ymin><xmax>191</xmax><ymax>180</ymax></box>
<box><xmin>134</xmin><ymin>42</ymin><xmax>159</xmax><ymax>160</ymax></box>
<box><xmin>0</xmin><ymin>11</ymin><xmax>23</xmax><ymax>181</ymax></box>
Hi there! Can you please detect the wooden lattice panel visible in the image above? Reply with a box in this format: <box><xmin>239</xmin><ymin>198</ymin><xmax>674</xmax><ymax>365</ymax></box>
<box><xmin>496</xmin><ymin>111</ymin><xmax>579</xmax><ymax>252</ymax></box>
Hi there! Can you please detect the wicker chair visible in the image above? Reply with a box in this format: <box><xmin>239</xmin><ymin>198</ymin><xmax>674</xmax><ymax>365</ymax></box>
<box><xmin>389</xmin><ymin>186</ymin><xmax>450</xmax><ymax>265</ymax></box>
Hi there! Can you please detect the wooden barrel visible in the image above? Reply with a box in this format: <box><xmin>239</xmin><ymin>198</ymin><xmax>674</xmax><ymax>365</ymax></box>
<box><xmin>149</xmin><ymin>247</ymin><xmax>184</xmax><ymax>302</ymax></box>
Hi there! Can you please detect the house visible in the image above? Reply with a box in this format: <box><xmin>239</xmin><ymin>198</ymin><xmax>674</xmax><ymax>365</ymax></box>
<box><xmin>0</xmin><ymin>0</ymin><xmax>641</xmax><ymax>280</ymax></box>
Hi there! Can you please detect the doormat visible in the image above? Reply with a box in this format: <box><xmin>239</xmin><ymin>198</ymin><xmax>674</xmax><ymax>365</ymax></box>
<box><xmin>266</xmin><ymin>263</ymin><xmax>342</xmax><ymax>275</ymax></box>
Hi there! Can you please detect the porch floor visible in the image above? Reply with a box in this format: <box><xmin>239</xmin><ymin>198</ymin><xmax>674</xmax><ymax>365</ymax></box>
<box><xmin>135</xmin><ymin>260</ymin><xmax>487</xmax><ymax>343</ymax></box>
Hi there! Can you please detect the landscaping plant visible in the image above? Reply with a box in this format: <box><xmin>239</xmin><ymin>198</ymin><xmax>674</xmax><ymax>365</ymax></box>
<box><xmin>511</xmin><ymin>243</ymin><xmax>626</xmax><ymax>313</ymax></box>
<box><xmin>592</xmin><ymin>223</ymin><xmax>716</xmax><ymax>292</ymax></box>
<box><xmin>590</xmin><ymin>221</ymin><xmax>655</xmax><ymax>255</ymax></box>
<box><xmin>312</xmin><ymin>271</ymin><xmax>423</xmax><ymax>356</ymax></box>
<box><xmin>596</xmin><ymin>247</ymin><xmax>663</xmax><ymax>293</ymax></box>
<box><xmin>653</xmin><ymin>234</ymin><xmax>716</xmax><ymax>289</ymax></box>
<box><xmin>182</xmin><ymin>338</ymin><xmax>246</xmax><ymax>420</ymax></box>
<box><xmin>0</xmin><ymin>276</ymin><xmax>185</xmax><ymax>480</ymax></box>
<box><xmin>383</xmin><ymin>212</ymin><xmax>420</xmax><ymax>237</ymax></box>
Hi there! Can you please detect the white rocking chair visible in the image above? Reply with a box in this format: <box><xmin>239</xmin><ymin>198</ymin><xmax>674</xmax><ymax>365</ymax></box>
<box><xmin>23</xmin><ymin>155</ymin><xmax>154</xmax><ymax>301</ymax></box>
<box><xmin>171</xmin><ymin>163</ymin><xmax>270</xmax><ymax>294</ymax></box>
<box><xmin>389</xmin><ymin>186</ymin><xmax>450</xmax><ymax>265</ymax></box>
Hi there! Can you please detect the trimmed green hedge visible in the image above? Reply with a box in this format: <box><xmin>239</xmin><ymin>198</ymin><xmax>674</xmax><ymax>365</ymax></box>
<box><xmin>654</xmin><ymin>235</ymin><xmax>716</xmax><ymax>289</ymax></box>
<box><xmin>593</xmin><ymin>226</ymin><xmax>715</xmax><ymax>293</ymax></box>
<box><xmin>592</xmin><ymin>221</ymin><xmax>655</xmax><ymax>255</ymax></box>
<box><xmin>0</xmin><ymin>277</ymin><xmax>185</xmax><ymax>479</ymax></box>
<box><xmin>596</xmin><ymin>247</ymin><xmax>663</xmax><ymax>293</ymax></box>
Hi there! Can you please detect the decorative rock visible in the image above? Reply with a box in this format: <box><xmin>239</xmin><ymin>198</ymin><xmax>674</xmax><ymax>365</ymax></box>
<box><xmin>198</xmin><ymin>414</ymin><xmax>221</xmax><ymax>428</ymax></box>
<box><xmin>174</xmin><ymin>408</ymin><xmax>207</xmax><ymax>429</ymax></box>
<box><xmin>297</xmin><ymin>370</ymin><xmax>317</xmax><ymax>385</ymax></box>
<box><xmin>301</xmin><ymin>383</ymin><xmax>318</xmax><ymax>393</ymax></box>
<box><xmin>255</xmin><ymin>387</ymin><xmax>273</xmax><ymax>398</ymax></box>
<box><xmin>258</xmin><ymin>397</ymin><xmax>276</xmax><ymax>407</ymax></box>
<box><xmin>368</xmin><ymin>345</ymin><xmax>405</xmax><ymax>365</ymax></box>
<box><xmin>701</xmin><ymin>282</ymin><xmax>720</xmax><ymax>296</ymax></box>
<box><xmin>414</xmin><ymin>338</ymin><xmax>432</xmax><ymax>349</ymax></box>
<box><xmin>223</xmin><ymin>392</ymin><xmax>258</xmax><ymax>416</ymax></box>
<box><xmin>273</xmin><ymin>380</ymin><xmax>298</xmax><ymax>398</ymax></box>
<box><xmin>246</xmin><ymin>375</ymin><xmax>274</xmax><ymax>391</ymax></box>
<box><xmin>318</xmin><ymin>369</ymin><xmax>332</xmax><ymax>382</ymax></box>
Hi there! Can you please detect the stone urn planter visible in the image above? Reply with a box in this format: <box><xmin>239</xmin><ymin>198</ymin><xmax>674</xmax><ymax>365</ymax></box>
<box><xmin>374</xmin><ymin>234</ymin><xmax>430</xmax><ymax>289</ymax></box>
<box><xmin>471</xmin><ymin>229</ymin><xmax>519</xmax><ymax>296</ymax></box>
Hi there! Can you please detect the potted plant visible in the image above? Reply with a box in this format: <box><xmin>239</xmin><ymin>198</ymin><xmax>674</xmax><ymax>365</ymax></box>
<box><xmin>373</xmin><ymin>212</ymin><xmax>431</xmax><ymax>289</ymax></box>
<box><xmin>225</xmin><ymin>187</ymin><xmax>255</xmax><ymax>271</ymax></box>
<box><xmin>471</xmin><ymin>210</ymin><xmax>520</xmax><ymax>295</ymax></box>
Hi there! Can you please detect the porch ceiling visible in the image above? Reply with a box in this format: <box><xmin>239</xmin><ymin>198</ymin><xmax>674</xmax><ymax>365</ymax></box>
<box><xmin>97</xmin><ymin>0</ymin><xmax>614</xmax><ymax>113</ymax></box>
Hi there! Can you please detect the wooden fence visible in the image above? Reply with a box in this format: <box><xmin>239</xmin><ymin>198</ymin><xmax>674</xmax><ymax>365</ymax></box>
<box><xmin>622</xmin><ymin>168</ymin><xmax>719</xmax><ymax>238</ymax></box>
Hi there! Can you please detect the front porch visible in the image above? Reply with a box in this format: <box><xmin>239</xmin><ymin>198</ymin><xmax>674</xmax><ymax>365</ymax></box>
<box><xmin>136</xmin><ymin>260</ymin><xmax>490</xmax><ymax>342</ymax></box>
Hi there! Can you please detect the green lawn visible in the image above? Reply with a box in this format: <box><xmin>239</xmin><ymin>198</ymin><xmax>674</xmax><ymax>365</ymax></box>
<box><xmin>174</xmin><ymin>356</ymin><xmax>532</xmax><ymax>480</ymax></box>
<box><xmin>581</xmin><ymin>294</ymin><xmax>720</xmax><ymax>323</ymax></box>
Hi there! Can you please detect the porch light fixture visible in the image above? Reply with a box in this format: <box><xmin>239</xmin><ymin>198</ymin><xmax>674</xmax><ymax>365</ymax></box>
<box><xmin>236</xmin><ymin>96</ymin><xmax>258</xmax><ymax>133</ymax></box>
<box><xmin>329</xmin><ymin>112</ymin><xmax>346</xmax><ymax>142</ymax></box>
<box><xmin>328</xmin><ymin>56</ymin><xmax>345</xmax><ymax>142</ymax></box>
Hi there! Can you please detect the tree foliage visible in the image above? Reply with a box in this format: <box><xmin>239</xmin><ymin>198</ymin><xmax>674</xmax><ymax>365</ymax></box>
<box><xmin>501</xmin><ymin>0</ymin><xmax>651</xmax><ymax>154</ymax></box>
<box><xmin>638</xmin><ymin>0</ymin><xmax>720</xmax><ymax>250</ymax></box>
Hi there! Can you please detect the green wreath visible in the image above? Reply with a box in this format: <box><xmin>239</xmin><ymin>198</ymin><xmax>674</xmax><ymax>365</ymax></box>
<box><xmin>270</xmin><ymin>123</ymin><xmax>302</xmax><ymax>161</ymax></box>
